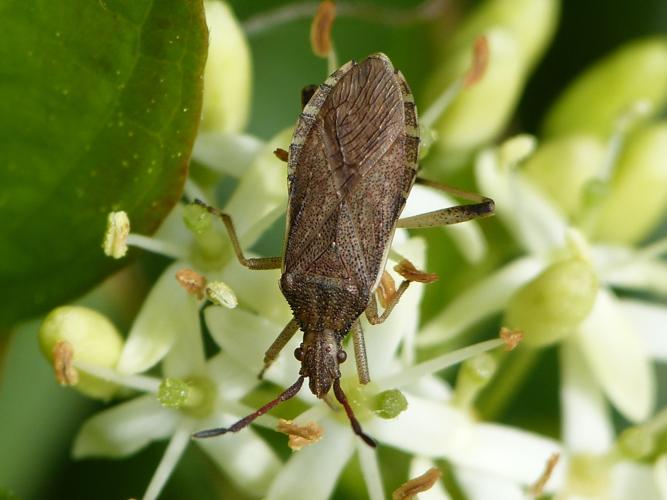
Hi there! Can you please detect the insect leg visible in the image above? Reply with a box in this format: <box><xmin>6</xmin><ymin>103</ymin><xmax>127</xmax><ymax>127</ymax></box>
<box><xmin>396</xmin><ymin>177</ymin><xmax>495</xmax><ymax>228</ymax></box>
<box><xmin>365</xmin><ymin>280</ymin><xmax>410</xmax><ymax>325</ymax></box>
<box><xmin>194</xmin><ymin>200</ymin><xmax>282</xmax><ymax>270</ymax></box>
<box><xmin>258</xmin><ymin>318</ymin><xmax>300</xmax><ymax>379</ymax></box>
<box><xmin>350</xmin><ymin>320</ymin><xmax>370</xmax><ymax>385</ymax></box>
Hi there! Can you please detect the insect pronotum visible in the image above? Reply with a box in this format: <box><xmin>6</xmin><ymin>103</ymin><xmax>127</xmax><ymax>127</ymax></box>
<box><xmin>193</xmin><ymin>53</ymin><xmax>494</xmax><ymax>447</ymax></box>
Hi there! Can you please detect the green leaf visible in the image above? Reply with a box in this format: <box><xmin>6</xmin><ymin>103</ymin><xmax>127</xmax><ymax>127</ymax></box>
<box><xmin>0</xmin><ymin>0</ymin><xmax>208</xmax><ymax>327</ymax></box>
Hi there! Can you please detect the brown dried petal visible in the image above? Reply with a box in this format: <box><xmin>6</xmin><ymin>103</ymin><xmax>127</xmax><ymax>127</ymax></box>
<box><xmin>500</xmin><ymin>327</ymin><xmax>524</xmax><ymax>351</ymax></box>
<box><xmin>277</xmin><ymin>419</ymin><xmax>324</xmax><ymax>450</ymax></box>
<box><xmin>377</xmin><ymin>270</ymin><xmax>397</xmax><ymax>309</ymax></box>
<box><xmin>392</xmin><ymin>467</ymin><xmax>442</xmax><ymax>500</ymax></box>
<box><xmin>310</xmin><ymin>0</ymin><xmax>336</xmax><ymax>57</ymax></box>
<box><xmin>53</xmin><ymin>340</ymin><xmax>79</xmax><ymax>386</ymax></box>
<box><xmin>175</xmin><ymin>268</ymin><xmax>207</xmax><ymax>299</ymax></box>
<box><xmin>394</xmin><ymin>259</ymin><xmax>439</xmax><ymax>283</ymax></box>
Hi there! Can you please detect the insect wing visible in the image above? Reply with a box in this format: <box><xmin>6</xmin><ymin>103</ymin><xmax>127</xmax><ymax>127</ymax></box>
<box><xmin>284</xmin><ymin>54</ymin><xmax>419</xmax><ymax>295</ymax></box>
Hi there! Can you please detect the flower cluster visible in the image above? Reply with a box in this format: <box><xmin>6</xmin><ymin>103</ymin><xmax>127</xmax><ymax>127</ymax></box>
<box><xmin>37</xmin><ymin>0</ymin><xmax>667</xmax><ymax>499</ymax></box>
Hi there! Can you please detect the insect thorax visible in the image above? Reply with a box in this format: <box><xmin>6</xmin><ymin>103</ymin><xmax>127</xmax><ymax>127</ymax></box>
<box><xmin>280</xmin><ymin>272</ymin><xmax>369</xmax><ymax>336</ymax></box>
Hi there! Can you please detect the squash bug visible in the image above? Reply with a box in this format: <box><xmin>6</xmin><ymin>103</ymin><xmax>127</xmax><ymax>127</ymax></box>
<box><xmin>193</xmin><ymin>53</ymin><xmax>494</xmax><ymax>447</ymax></box>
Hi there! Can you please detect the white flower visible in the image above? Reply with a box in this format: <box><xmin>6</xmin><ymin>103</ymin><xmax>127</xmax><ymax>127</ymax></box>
<box><xmin>421</xmin><ymin>137</ymin><xmax>664</xmax><ymax>425</ymax></box>
<box><xmin>206</xmin><ymin>234</ymin><xmax>564</xmax><ymax>499</ymax></box>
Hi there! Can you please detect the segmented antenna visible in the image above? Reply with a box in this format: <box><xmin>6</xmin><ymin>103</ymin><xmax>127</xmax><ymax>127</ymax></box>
<box><xmin>192</xmin><ymin>376</ymin><xmax>306</xmax><ymax>439</ymax></box>
<box><xmin>333</xmin><ymin>378</ymin><xmax>377</xmax><ymax>447</ymax></box>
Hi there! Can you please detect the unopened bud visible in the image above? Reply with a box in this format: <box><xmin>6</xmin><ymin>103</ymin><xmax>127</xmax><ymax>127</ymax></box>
<box><xmin>544</xmin><ymin>37</ymin><xmax>667</xmax><ymax>138</ymax></box>
<box><xmin>201</xmin><ymin>1</ymin><xmax>252</xmax><ymax>133</ymax></box>
<box><xmin>39</xmin><ymin>306</ymin><xmax>124</xmax><ymax>399</ymax></box>
<box><xmin>618</xmin><ymin>426</ymin><xmax>654</xmax><ymax>460</ymax></box>
<box><xmin>594</xmin><ymin>122</ymin><xmax>667</xmax><ymax>243</ymax></box>
<box><xmin>505</xmin><ymin>258</ymin><xmax>598</xmax><ymax>347</ymax></box>
<box><xmin>523</xmin><ymin>135</ymin><xmax>606</xmax><ymax>217</ymax></box>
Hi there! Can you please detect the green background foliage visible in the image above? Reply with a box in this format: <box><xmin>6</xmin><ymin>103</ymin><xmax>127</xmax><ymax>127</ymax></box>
<box><xmin>0</xmin><ymin>0</ymin><xmax>208</xmax><ymax>327</ymax></box>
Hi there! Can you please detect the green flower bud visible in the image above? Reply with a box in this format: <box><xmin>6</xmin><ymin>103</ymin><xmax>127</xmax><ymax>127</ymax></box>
<box><xmin>544</xmin><ymin>37</ymin><xmax>667</xmax><ymax>138</ymax></box>
<box><xmin>505</xmin><ymin>258</ymin><xmax>598</xmax><ymax>347</ymax></box>
<box><xmin>443</xmin><ymin>0</ymin><xmax>559</xmax><ymax>72</ymax></box>
<box><xmin>425</xmin><ymin>29</ymin><xmax>523</xmax><ymax>156</ymax></box>
<box><xmin>39</xmin><ymin>306</ymin><xmax>124</xmax><ymax>399</ymax></box>
<box><xmin>523</xmin><ymin>135</ymin><xmax>607</xmax><ymax>217</ymax></box>
<box><xmin>201</xmin><ymin>1</ymin><xmax>252</xmax><ymax>133</ymax></box>
<box><xmin>617</xmin><ymin>426</ymin><xmax>654</xmax><ymax>460</ymax></box>
<box><xmin>371</xmin><ymin>389</ymin><xmax>408</xmax><ymax>419</ymax></box>
<box><xmin>594</xmin><ymin>122</ymin><xmax>667</xmax><ymax>243</ymax></box>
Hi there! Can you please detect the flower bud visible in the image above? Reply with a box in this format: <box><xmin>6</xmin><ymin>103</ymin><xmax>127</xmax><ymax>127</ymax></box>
<box><xmin>505</xmin><ymin>258</ymin><xmax>598</xmax><ymax>347</ymax></box>
<box><xmin>443</xmin><ymin>0</ymin><xmax>559</xmax><ymax>72</ymax></box>
<box><xmin>522</xmin><ymin>135</ymin><xmax>607</xmax><ymax>217</ymax></box>
<box><xmin>201</xmin><ymin>1</ymin><xmax>252</xmax><ymax>133</ymax></box>
<box><xmin>39</xmin><ymin>306</ymin><xmax>124</xmax><ymax>399</ymax></box>
<box><xmin>594</xmin><ymin>122</ymin><xmax>667</xmax><ymax>243</ymax></box>
<box><xmin>543</xmin><ymin>37</ymin><xmax>667</xmax><ymax>138</ymax></box>
<box><xmin>617</xmin><ymin>426</ymin><xmax>654</xmax><ymax>460</ymax></box>
<box><xmin>425</xmin><ymin>29</ymin><xmax>523</xmax><ymax>156</ymax></box>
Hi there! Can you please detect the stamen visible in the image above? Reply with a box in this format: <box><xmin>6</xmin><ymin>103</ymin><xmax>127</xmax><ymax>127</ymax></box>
<box><xmin>378</xmin><ymin>338</ymin><xmax>504</xmax><ymax>389</ymax></box>
<box><xmin>74</xmin><ymin>360</ymin><xmax>161</xmax><ymax>393</ymax></box>
<box><xmin>126</xmin><ymin>233</ymin><xmax>188</xmax><ymax>260</ymax></box>
<box><xmin>143</xmin><ymin>421</ymin><xmax>193</xmax><ymax>500</ymax></box>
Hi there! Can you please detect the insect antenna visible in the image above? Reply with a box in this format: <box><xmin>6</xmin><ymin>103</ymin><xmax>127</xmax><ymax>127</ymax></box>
<box><xmin>192</xmin><ymin>376</ymin><xmax>306</xmax><ymax>439</ymax></box>
<box><xmin>333</xmin><ymin>378</ymin><xmax>377</xmax><ymax>448</ymax></box>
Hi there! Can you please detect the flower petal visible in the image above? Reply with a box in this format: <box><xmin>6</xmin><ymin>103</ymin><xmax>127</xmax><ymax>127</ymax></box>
<box><xmin>576</xmin><ymin>288</ymin><xmax>656</xmax><ymax>422</ymax></box>
<box><xmin>475</xmin><ymin>149</ymin><xmax>567</xmax><ymax>255</ymax></box>
<box><xmin>266</xmin><ymin>419</ymin><xmax>355</xmax><ymax>500</ymax></box>
<box><xmin>418</xmin><ymin>256</ymin><xmax>543</xmax><ymax>347</ymax></box>
<box><xmin>206</xmin><ymin>352</ymin><xmax>261</xmax><ymax>399</ymax></box>
<box><xmin>617</xmin><ymin>299</ymin><xmax>667</xmax><ymax>361</ymax></box>
<box><xmin>220</xmin><ymin>263</ymin><xmax>291</xmax><ymax>325</ymax></box>
<box><xmin>205</xmin><ymin>306</ymin><xmax>303</xmax><ymax>390</ymax></box>
<box><xmin>455</xmin><ymin>466</ymin><xmax>526</xmax><ymax>500</ymax></box>
<box><xmin>197</xmin><ymin>413</ymin><xmax>282</xmax><ymax>497</ymax></box>
<box><xmin>192</xmin><ymin>132</ymin><xmax>263</xmax><ymax>177</ymax></box>
<box><xmin>116</xmin><ymin>262</ymin><xmax>199</xmax><ymax>375</ymax></box>
<box><xmin>162</xmin><ymin>302</ymin><xmax>205</xmax><ymax>378</ymax></box>
<box><xmin>603</xmin><ymin>254</ymin><xmax>667</xmax><ymax>297</ymax></box>
<box><xmin>611</xmin><ymin>461</ymin><xmax>662</xmax><ymax>500</ymax></box>
<box><xmin>560</xmin><ymin>339</ymin><xmax>614</xmax><ymax>453</ymax></box>
<box><xmin>223</xmin><ymin>128</ymin><xmax>291</xmax><ymax>247</ymax></box>
<box><xmin>403</xmin><ymin>184</ymin><xmax>487</xmax><ymax>263</ymax></box>
<box><xmin>655</xmin><ymin>455</ymin><xmax>667</xmax><ymax>498</ymax></box>
<box><xmin>357</xmin><ymin>441</ymin><xmax>386</xmax><ymax>500</ymax></box>
<box><xmin>369</xmin><ymin>394</ymin><xmax>563</xmax><ymax>487</ymax></box>
<box><xmin>72</xmin><ymin>394</ymin><xmax>177</xmax><ymax>458</ymax></box>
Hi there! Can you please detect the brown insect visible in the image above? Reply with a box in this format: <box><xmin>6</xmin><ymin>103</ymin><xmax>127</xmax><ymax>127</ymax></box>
<box><xmin>193</xmin><ymin>53</ymin><xmax>494</xmax><ymax>447</ymax></box>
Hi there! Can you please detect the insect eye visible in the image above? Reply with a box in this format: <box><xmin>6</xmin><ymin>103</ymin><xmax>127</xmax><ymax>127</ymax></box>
<box><xmin>294</xmin><ymin>347</ymin><xmax>303</xmax><ymax>361</ymax></box>
<box><xmin>337</xmin><ymin>350</ymin><xmax>347</xmax><ymax>363</ymax></box>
